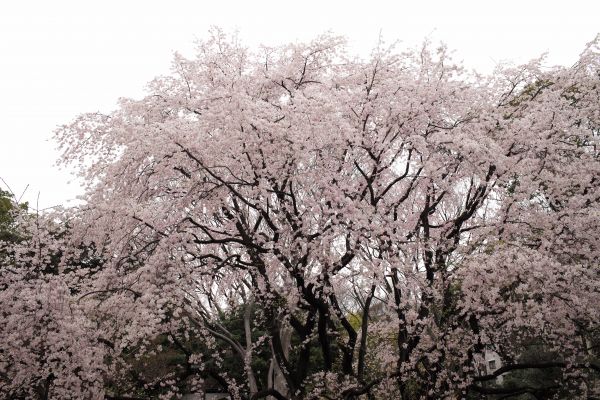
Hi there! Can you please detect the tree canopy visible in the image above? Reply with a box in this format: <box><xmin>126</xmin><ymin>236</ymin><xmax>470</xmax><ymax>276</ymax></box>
<box><xmin>1</xmin><ymin>31</ymin><xmax>600</xmax><ymax>399</ymax></box>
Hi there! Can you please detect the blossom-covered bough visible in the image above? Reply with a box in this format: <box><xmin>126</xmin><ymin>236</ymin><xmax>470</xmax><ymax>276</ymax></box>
<box><xmin>2</xmin><ymin>30</ymin><xmax>599</xmax><ymax>399</ymax></box>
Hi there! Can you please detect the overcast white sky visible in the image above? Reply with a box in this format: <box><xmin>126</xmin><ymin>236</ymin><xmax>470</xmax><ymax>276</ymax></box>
<box><xmin>1</xmin><ymin>0</ymin><xmax>599</xmax><ymax>209</ymax></box>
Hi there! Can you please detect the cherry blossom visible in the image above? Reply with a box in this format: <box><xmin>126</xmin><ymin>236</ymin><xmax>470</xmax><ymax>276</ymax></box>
<box><xmin>2</xmin><ymin>30</ymin><xmax>599</xmax><ymax>399</ymax></box>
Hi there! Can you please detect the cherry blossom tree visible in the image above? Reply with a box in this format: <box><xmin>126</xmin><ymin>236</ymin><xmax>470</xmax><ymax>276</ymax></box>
<box><xmin>0</xmin><ymin>204</ymin><xmax>108</xmax><ymax>399</ymax></box>
<box><xmin>2</xmin><ymin>30</ymin><xmax>599</xmax><ymax>399</ymax></box>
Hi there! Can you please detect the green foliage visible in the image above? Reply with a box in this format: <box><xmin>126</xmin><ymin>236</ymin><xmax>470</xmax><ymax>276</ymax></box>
<box><xmin>212</xmin><ymin>305</ymin><xmax>271</xmax><ymax>389</ymax></box>
<box><xmin>0</xmin><ymin>189</ymin><xmax>27</xmax><ymax>243</ymax></box>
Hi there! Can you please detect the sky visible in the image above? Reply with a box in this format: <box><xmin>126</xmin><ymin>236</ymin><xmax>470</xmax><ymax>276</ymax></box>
<box><xmin>1</xmin><ymin>0</ymin><xmax>599</xmax><ymax>209</ymax></box>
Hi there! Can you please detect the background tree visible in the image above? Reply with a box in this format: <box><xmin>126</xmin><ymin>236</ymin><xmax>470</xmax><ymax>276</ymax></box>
<box><xmin>0</xmin><ymin>188</ymin><xmax>28</xmax><ymax>243</ymax></box>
